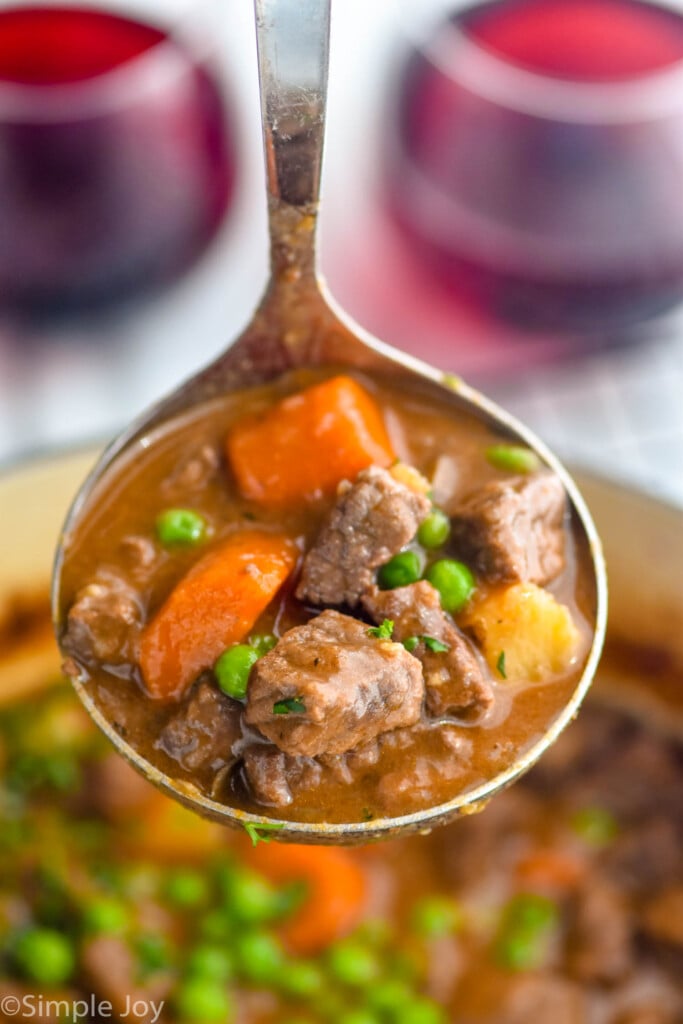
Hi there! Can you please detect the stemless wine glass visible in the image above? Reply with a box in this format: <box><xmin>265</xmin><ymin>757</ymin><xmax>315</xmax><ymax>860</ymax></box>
<box><xmin>0</xmin><ymin>0</ymin><xmax>236</xmax><ymax>319</ymax></box>
<box><xmin>383</xmin><ymin>0</ymin><xmax>683</xmax><ymax>339</ymax></box>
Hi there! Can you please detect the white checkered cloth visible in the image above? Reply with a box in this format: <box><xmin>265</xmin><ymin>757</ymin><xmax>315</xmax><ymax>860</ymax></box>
<box><xmin>487</xmin><ymin>330</ymin><xmax>683</xmax><ymax>509</ymax></box>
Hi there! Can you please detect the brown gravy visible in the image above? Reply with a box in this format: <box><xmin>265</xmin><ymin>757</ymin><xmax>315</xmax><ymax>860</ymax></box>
<box><xmin>58</xmin><ymin>368</ymin><xmax>598</xmax><ymax>823</ymax></box>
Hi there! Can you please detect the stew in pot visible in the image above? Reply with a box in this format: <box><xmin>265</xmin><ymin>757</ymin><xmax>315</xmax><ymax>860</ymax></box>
<box><xmin>0</xmin><ymin>667</ymin><xmax>680</xmax><ymax>1023</ymax></box>
<box><xmin>58</xmin><ymin>369</ymin><xmax>597</xmax><ymax>823</ymax></box>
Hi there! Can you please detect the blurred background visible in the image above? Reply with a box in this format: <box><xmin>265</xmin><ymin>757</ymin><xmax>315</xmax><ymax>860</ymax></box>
<box><xmin>0</xmin><ymin>0</ymin><xmax>682</xmax><ymax>506</ymax></box>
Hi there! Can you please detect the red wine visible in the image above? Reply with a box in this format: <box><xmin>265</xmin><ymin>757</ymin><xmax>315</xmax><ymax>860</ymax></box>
<box><xmin>461</xmin><ymin>0</ymin><xmax>683</xmax><ymax>79</ymax></box>
<box><xmin>0</xmin><ymin>6</ymin><xmax>235</xmax><ymax>315</ymax></box>
<box><xmin>387</xmin><ymin>0</ymin><xmax>683</xmax><ymax>332</ymax></box>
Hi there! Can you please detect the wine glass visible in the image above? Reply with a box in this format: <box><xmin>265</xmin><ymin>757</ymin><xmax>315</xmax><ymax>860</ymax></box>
<box><xmin>382</xmin><ymin>0</ymin><xmax>683</xmax><ymax>339</ymax></box>
<box><xmin>0</xmin><ymin>0</ymin><xmax>237</xmax><ymax>319</ymax></box>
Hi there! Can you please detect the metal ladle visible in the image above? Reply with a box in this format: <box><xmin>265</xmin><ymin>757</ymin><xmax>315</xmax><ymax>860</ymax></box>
<box><xmin>52</xmin><ymin>0</ymin><xmax>607</xmax><ymax>844</ymax></box>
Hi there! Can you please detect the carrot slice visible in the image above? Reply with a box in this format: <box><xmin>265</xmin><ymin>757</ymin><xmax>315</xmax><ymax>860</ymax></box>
<box><xmin>226</xmin><ymin>375</ymin><xmax>395</xmax><ymax>505</ymax></box>
<box><xmin>138</xmin><ymin>531</ymin><xmax>297</xmax><ymax>700</ymax></box>
<box><xmin>247</xmin><ymin>842</ymin><xmax>368</xmax><ymax>955</ymax></box>
<box><xmin>515</xmin><ymin>848</ymin><xmax>586</xmax><ymax>892</ymax></box>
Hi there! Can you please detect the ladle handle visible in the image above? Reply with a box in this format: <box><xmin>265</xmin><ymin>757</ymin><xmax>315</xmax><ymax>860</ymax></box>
<box><xmin>254</xmin><ymin>0</ymin><xmax>331</xmax><ymax>282</ymax></box>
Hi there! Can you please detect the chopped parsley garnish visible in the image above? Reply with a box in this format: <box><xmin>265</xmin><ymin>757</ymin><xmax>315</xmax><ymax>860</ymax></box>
<box><xmin>403</xmin><ymin>635</ymin><xmax>450</xmax><ymax>654</ymax></box>
<box><xmin>243</xmin><ymin>821</ymin><xmax>286</xmax><ymax>847</ymax></box>
<box><xmin>367</xmin><ymin>619</ymin><xmax>394</xmax><ymax>640</ymax></box>
<box><xmin>273</xmin><ymin>697</ymin><xmax>306</xmax><ymax>715</ymax></box>
<box><xmin>422</xmin><ymin>636</ymin><xmax>450</xmax><ymax>653</ymax></box>
<box><xmin>496</xmin><ymin>651</ymin><xmax>507</xmax><ymax>679</ymax></box>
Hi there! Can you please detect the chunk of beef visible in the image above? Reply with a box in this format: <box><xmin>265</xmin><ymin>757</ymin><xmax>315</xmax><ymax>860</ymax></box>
<box><xmin>494</xmin><ymin>975</ymin><xmax>588</xmax><ymax>1024</ymax></box>
<box><xmin>570</xmin><ymin>732</ymin><xmax>683</xmax><ymax>821</ymax></box>
<box><xmin>524</xmin><ymin>705</ymin><xmax>633</xmax><ymax>793</ymax></box>
<box><xmin>241</xmin><ymin>744</ymin><xmax>323</xmax><ymax>808</ymax></box>
<box><xmin>245</xmin><ymin>609</ymin><xmax>424</xmax><ymax>757</ymax></box>
<box><xmin>434</xmin><ymin>786</ymin><xmax>539</xmax><ymax>892</ymax></box>
<box><xmin>157</xmin><ymin>678</ymin><xmax>241</xmax><ymax>774</ymax></box>
<box><xmin>450</xmin><ymin>471</ymin><xmax>567</xmax><ymax>585</ymax></box>
<box><xmin>363</xmin><ymin>582</ymin><xmax>493</xmax><ymax>720</ymax></box>
<box><xmin>63</xmin><ymin>572</ymin><xmax>142</xmax><ymax>664</ymax></box>
<box><xmin>604</xmin><ymin>816</ymin><xmax>683</xmax><ymax>896</ymax></box>
<box><xmin>566</xmin><ymin>880</ymin><xmax>634</xmax><ymax>983</ymax></box>
<box><xmin>296</xmin><ymin>465</ymin><xmax>430</xmax><ymax>607</ymax></box>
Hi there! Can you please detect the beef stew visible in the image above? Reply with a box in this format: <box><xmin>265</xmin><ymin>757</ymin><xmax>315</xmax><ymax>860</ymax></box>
<box><xmin>0</xmin><ymin>667</ymin><xmax>680</xmax><ymax>1023</ymax></box>
<box><xmin>57</xmin><ymin>369</ymin><xmax>598</xmax><ymax>824</ymax></box>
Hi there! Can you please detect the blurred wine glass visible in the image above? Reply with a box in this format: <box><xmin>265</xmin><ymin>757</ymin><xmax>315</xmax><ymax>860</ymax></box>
<box><xmin>0</xmin><ymin>0</ymin><xmax>236</xmax><ymax>319</ymax></box>
<box><xmin>383</xmin><ymin>0</ymin><xmax>683</xmax><ymax>338</ymax></box>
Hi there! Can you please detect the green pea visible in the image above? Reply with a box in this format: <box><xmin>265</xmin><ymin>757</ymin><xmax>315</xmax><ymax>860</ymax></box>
<box><xmin>570</xmin><ymin>806</ymin><xmax>618</xmax><ymax>846</ymax></box>
<box><xmin>222</xmin><ymin>870</ymin><xmax>281</xmax><ymax>925</ymax></box>
<box><xmin>504</xmin><ymin>893</ymin><xmax>558</xmax><ymax>932</ymax></box>
<box><xmin>495</xmin><ymin>928</ymin><xmax>544</xmax><ymax>971</ymax></box>
<box><xmin>486</xmin><ymin>444</ymin><xmax>540</xmax><ymax>475</ymax></box>
<box><xmin>14</xmin><ymin>927</ymin><xmax>75</xmax><ymax>985</ymax></box>
<box><xmin>495</xmin><ymin>893</ymin><xmax>559</xmax><ymax>971</ymax></box>
<box><xmin>327</xmin><ymin>941</ymin><xmax>379</xmax><ymax>986</ymax></box>
<box><xmin>366</xmin><ymin>979</ymin><xmax>414</xmax><ymax>1013</ymax></box>
<box><xmin>279</xmin><ymin>960</ymin><xmax>325</xmax><ymax>996</ymax></box>
<box><xmin>235</xmin><ymin>931</ymin><xmax>284</xmax><ymax>983</ymax></box>
<box><xmin>186</xmin><ymin>945</ymin><xmax>233</xmax><ymax>982</ymax></box>
<box><xmin>411</xmin><ymin>896</ymin><xmax>463</xmax><ymax>938</ymax></box>
<box><xmin>378</xmin><ymin>550</ymin><xmax>423</xmax><ymax>590</ymax></box>
<box><xmin>82</xmin><ymin>897</ymin><xmax>129</xmax><ymax>935</ymax></box>
<box><xmin>398</xmin><ymin>1000</ymin><xmax>447</xmax><ymax>1024</ymax></box>
<box><xmin>214</xmin><ymin>644</ymin><xmax>259</xmax><ymax>701</ymax></box>
<box><xmin>135</xmin><ymin>933</ymin><xmax>173</xmax><ymax>977</ymax></box>
<box><xmin>156</xmin><ymin>508</ymin><xmax>207</xmax><ymax>547</ymax></box>
<box><xmin>337</xmin><ymin>1012</ymin><xmax>381</xmax><ymax>1024</ymax></box>
<box><xmin>417</xmin><ymin>509</ymin><xmax>451</xmax><ymax>549</ymax></box>
<box><xmin>425</xmin><ymin>559</ymin><xmax>475</xmax><ymax>613</ymax></box>
<box><xmin>165</xmin><ymin>869</ymin><xmax>209</xmax><ymax>908</ymax></box>
<box><xmin>174</xmin><ymin>977</ymin><xmax>233</xmax><ymax>1022</ymax></box>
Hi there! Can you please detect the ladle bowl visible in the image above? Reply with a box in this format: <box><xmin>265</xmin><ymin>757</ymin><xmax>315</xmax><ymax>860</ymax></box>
<box><xmin>52</xmin><ymin>0</ymin><xmax>607</xmax><ymax>844</ymax></box>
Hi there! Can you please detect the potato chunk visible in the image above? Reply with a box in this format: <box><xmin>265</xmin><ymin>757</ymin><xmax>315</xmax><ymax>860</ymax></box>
<box><xmin>462</xmin><ymin>582</ymin><xmax>585</xmax><ymax>684</ymax></box>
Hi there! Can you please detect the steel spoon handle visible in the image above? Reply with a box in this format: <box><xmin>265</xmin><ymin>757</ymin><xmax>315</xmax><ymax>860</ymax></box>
<box><xmin>254</xmin><ymin>0</ymin><xmax>331</xmax><ymax>282</ymax></box>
